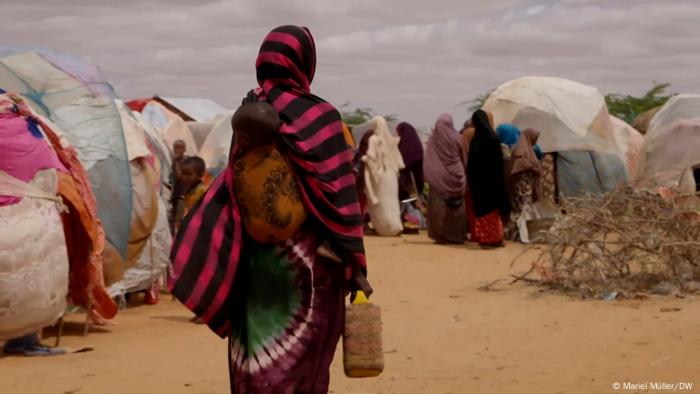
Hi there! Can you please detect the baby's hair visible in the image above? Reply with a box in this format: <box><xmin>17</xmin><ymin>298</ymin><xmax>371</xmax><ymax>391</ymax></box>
<box><xmin>182</xmin><ymin>156</ymin><xmax>206</xmax><ymax>177</ymax></box>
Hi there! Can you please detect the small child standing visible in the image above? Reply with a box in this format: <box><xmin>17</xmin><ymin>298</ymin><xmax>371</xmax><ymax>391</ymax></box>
<box><xmin>176</xmin><ymin>156</ymin><xmax>208</xmax><ymax>228</ymax></box>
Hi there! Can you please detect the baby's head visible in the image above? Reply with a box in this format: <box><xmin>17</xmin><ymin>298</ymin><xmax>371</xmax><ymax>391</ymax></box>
<box><xmin>232</xmin><ymin>101</ymin><xmax>280</xmax><ymax>150</ymax></box>
<box><xmin>179</xmin><ymin>156</ymin><xmax>206</xmax><ymax>189</ymax></box>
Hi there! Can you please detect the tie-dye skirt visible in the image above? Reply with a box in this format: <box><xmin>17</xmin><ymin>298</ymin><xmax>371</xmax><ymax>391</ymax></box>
<box><xmin>228</xmin><ymin>231</ymin><xmax>346</xmax><ymax>394</ymax></box>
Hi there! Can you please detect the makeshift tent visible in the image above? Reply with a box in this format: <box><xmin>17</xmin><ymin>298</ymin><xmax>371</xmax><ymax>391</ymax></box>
<box><xmin>632</xmin><ymin>106</ymin><xmax>662</xmax><ymax>135</ymax></box>
<box><xmin>483</xmin><ymin>76</ymin><xmax>628</xmax><ymax>197</ymax></box>
<box><xmin>102</xmin><ymin>99</ymin><xmax>172</xmax><ymax>292</ymax></box>
<box><xmin>648</xmin><ymin>94</ymin><xmax>700</xmax><ymax>134</ymax></box>
<box><xmin>2</xmin><ymin>92</ymin><xmax>117</xmax><ymax>319</ymax></box>
<box><xmin>199</xmin><ymin>113</ymin><xmax>234</xmax><ymax>171</ymax></box>
<box><xmin>107</xmin><ymin>196</ymin><xmax>171</xmax><ymax>297</ymax></box>
<box><xmin>140</xmin><ymin>100</ymin><xmax>198</xmax><ymax>157</ymax></box>
<box><xmin>186</xmin><ymin>118</ymin><xmax>217</xmax><ymax>150</ymax></box>
<box><xmin>643</xmin><ymin>94</ymin><xmax>700</xmax><ymax>193</ymax></box>
<box><xmin>155</xmin><ymin>96</ymin><xmax>229</xmax><ymax>122</ymax></box>
<box><xmin>0</xmin><ymin>49</ymin><xmax>132</xmax><ymax>259</ymax></box>
<box><xmin>132</xmin><ymin>110</ymin><xmax>172</xmax><ymax>190</ymax></box>
<box><xmin>0</xmin><ymin>169</ymin><xmax>69</xmax><ymax>340</ymax></box>
<box><xmin>643</xmin><ymin>118</ymin><xmax>700</xmax><ymax>193</ymax></box>
<box><xmin>610</xmin><ymin>116</ymin><xmax>646</xmax><ymax>181</ymax></box>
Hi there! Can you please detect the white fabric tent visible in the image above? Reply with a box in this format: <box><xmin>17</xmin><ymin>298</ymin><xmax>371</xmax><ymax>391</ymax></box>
<box><xmin>159</xmin><ymin>97</ymin><xmax>229</xmax><ymax>122</ymax></box>
<box><xmin>0</xmin><ymin>169</ymin><xmax>69</xmax><ymax>341</ymax></box>
<box><xmin>642</xmin><ymin>95</ymin><xmax>700</xmax><ymax>192</ymax></box>
<box><xmin>107</xmin><ymin>196</ymin><xmax>171</xmax><ymax>297</ymax></box>
<box><xmin>142</xmin><ymin>101</ymin><xmax>198</xmax><ymax>157</ymax></box>
<box><xmin>115</xmin><ymin>99</ymin><xmax>151</xmax><ymax>161</ymax></box>
<box><xmin>610</xmin><ymin>116</ymin><xmax>645</xmax><ymax>181</ymax></box>
<box><xmin>483</xmin><ymin>76</ymin><xmax>617</xmax><ymax>155</ymax></box>
<box><xmin>643</xmin><ymin>121</ymin><xmax>700</xmax><ymax>193</ymax></box>
<box><xmin>647</xmin><ymin>94</ymin><xmax>700</xmax><ymax>135</ymax></box>
<box><xmin>186</xmin><ymin>119</ymin><xmax>217</xmax><ymax>150</ymax></box>
<box><xmin>199</xmin><ymin>113</ymin><xmax>234</xmax><ymax>170</ymax></box>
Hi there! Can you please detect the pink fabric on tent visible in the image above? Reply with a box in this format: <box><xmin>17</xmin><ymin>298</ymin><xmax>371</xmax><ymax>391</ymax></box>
<box><xmin>0</xmin><ymin>108</ymin><xmax>66</xmax><ymax>205</ymax></box>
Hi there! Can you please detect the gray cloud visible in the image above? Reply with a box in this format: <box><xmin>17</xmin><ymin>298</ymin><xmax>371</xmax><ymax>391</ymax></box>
<box><xmin>5</xmin><ymin>0</ymin><xmax>700</xmax><ymax>127</ymax></box>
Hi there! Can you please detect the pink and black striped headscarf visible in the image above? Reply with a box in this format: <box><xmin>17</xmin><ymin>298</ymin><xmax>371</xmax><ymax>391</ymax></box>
<box><xmin>169</xmin><ymin>25</ymin><xmax>366</xmax><ymax>337</ymax></box>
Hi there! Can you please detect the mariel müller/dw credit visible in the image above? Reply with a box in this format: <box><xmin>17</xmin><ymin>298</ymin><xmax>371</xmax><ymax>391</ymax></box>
<box><xmin>615</xmin><ymin>382</ymin><xmax>694</xmax><ymax>391</ymax></box>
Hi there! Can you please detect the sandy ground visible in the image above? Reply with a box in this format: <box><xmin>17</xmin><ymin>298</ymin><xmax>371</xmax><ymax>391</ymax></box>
<box><xmin>2</xmin><ymin>234</ymin><xmax>700</xmax><ymax>394</ymax></box>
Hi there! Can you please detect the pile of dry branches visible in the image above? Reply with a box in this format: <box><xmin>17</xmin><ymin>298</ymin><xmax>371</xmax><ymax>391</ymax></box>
<box><xmin>513</xmin><ymin>188</ymin><xmax>700</xmax><ymax>299</ymax></box>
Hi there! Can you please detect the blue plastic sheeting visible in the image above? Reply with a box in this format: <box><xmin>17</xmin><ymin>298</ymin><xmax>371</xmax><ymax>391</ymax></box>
<box><xmin>557</xmin><ymin>151</ymin><xmax>629</xmax><ymax>198</ymax></box>
<box><xmin>52</xmin><ymin>98</ymin><xmax>132</xmax><ymax>257</ymax></box>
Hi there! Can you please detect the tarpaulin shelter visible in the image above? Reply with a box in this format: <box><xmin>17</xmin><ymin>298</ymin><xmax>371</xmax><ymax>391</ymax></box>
<box><xmin>610</xmin><ymin>116</ymin><xmax>645</xmax><ymax>181</ymax></box>
<box><xmin>1</xmin><ymin>93</ymin><xmax>118</xmax><ymax>321</ymax></box>
<box><xmin>138</xmin><ymin>99</ymin><xmax>198</xmax><ymax>157</ymax></box>
<box><xmin>642</xmin><ymin>94</ymin><xmax>700</xmax><ymax>193</ymax></box>
<box><xmin>186</xmin><ymin>119</ymin><xmax>217</xmax><ymax>150</ymax></box>
<box><xmin>483</xmin><ymin>76</ymin><xmax>628</xmax><ymax>197</ymax></box>
<box><xmin>632</xmin><ymin>106</ymin><xmax>662</xmax><ymax>135</ymax></box>
<box><xmin>0</xmin><ymin>49</ymin><xmax>132</xmax><ymax>259</ymax></box>
<box><xmin>103</xmin><ymin>100</ymin><xmax>171</xmax><ymax>294</ymax></box>
<box><xmin>0</xmin><ymin>95</ymin><xmax>70</xmax><ymax>340</ymax></box>
<box><xmin>154</xmin><ymin>96</ymin><xmax>229</xmax><ymax>122</ymax></box>
<box><xmin>0</xmin><ymin>169</ymin><xmax>68</xmax><ymax>341</ymax></box>
<box><xmin>198</xmin><ymin>113</ymin><xmax>234</xmax><ymax>172</ymax></box>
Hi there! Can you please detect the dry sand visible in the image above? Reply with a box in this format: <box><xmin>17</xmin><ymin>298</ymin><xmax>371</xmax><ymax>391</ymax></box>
<box><xmin>2</xmin><ymin>234</ymin><xmax>699</xmax><ymax>394</ymax></box>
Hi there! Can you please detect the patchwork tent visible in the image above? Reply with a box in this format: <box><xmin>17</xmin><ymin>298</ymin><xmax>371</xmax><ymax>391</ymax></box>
<box><xmin>0</xmin><ymin>49</ymin><xmax>132</xmax><ymax>259</ymax></box>
<box><xmin>104</xmin><ymin>100</ymin><xmax>172</xmax><ymax>295</ymax></box>
<box><xmin>483</xmin><ymin>76</ymin><xmax>628</xmax><ymax>197</ymax></box>
<box><xmin>0</xmin><ymin>95</ymin><xmax>70</xmax><ymax>339</ymax></box>
<box><xmin>0</xmin><ymin>51</ymin><xmax>173</xmax><ymax>315</ymax></box>
<box><xmin>642</xmin><ymin>95</ymin><xmax>700</xmax><ymax>193</ymax></box>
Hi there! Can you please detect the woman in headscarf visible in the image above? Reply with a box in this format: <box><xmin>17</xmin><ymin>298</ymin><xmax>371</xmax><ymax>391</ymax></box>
<box><xmin>423</xmin><ymin>114</ymin><xmax>467</xmax><ymax>244</ymax></box>
<box><xmin>510</xmin><ymin>128</ymin><xmax>543</xmax><ymax>214</ymax></box>
<box><xmin>396</xmin><ymin>122</ymin><xmax>424</xmax><ymax>200</ymax></box>
<box><xmin>468</xmin><ymin>110</ymin><xmax>511</xmax><ymax>247</ymax></box>
<box><xmin>354</xmin><ymin>129</ymin><xmax>374</xmax><ymax>218</ymax></box>
<box><xmin>496</xmin><ymin>123</ymin><xmax>521</xmax><ymax>150</ymax></box>
<box><xmin>495</xmin><ymin>123</ymin><xmax>522</xmax><ymax>207</ymax></box>
<box><xmin>361</xmin><ymin>116</ymin><xmax>405</xmax><ymax>236</ymax></box>
<box><xmin>169</xmin><ymin>25</ymin><xmax>371</xmax><ymax>394</ymax></box>
<box><xmin>505</xmin><ymin>128</ymin><xmax>543</xmax><ymax>240</ymax></box>
<box><xmin>461</xmin><ymin>119</ymin><xmax>477</xmax><ymax>239</ymax></box>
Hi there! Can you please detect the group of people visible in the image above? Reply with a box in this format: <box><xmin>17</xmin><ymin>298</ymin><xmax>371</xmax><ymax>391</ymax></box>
<box><xmin>425</xmin><ymin>111</ymin><xmax>544</xmax><ymax>247</ymax></box>
<box><xmin>352</xmin><ymin>108</ymin><xmax>546</xmax><ymax>248</ymax></box>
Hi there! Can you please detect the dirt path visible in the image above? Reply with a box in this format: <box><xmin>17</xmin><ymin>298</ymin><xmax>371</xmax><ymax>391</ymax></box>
<box><xmin>2</xmin><ymin>234</ymin><xmax>699</xmax><ymax>393</ymax></box>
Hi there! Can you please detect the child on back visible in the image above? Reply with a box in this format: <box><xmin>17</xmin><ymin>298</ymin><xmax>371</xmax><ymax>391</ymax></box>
<box><xmin>175</xmin><ymin>156</ymin><xmax>207</xmax><ymax>228</ymax></box>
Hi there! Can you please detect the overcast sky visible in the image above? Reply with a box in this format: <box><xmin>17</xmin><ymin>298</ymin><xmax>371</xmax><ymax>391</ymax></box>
<box><xmin>6</xmin><ymin>0</ymin><xmax>700</xmax><ymax>127</ymax></box>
